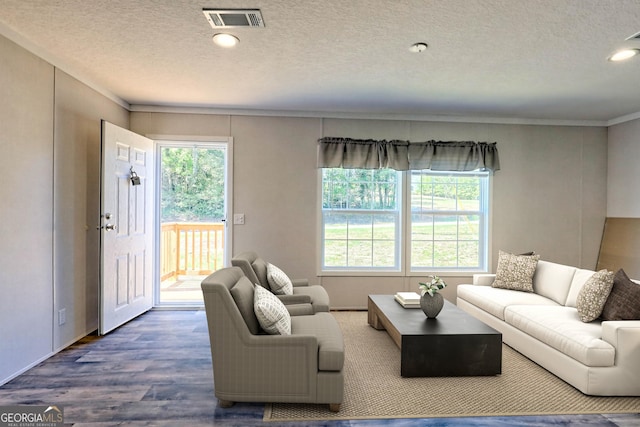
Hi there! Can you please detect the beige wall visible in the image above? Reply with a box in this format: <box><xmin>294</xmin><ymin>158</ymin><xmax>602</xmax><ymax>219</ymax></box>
<box><xmin>0</xmin><ymin>28</ymin><xmax>613</xmax><ymax>383</ymax></box>
<box><xmin>131</xmin><ymin>113</ymin><xmax>608</xmax><ymax>308</ymax></box>
<box><xmin>0</xmin><ymin>34</ymin><xmax>128</xmax><ymax>384</ymax></box>
<box><xmin>53</xmin><ymin>69</ymin><xmax>129</xmax><ymax>350</ymax></box>
<box><xmin>0</xmin><ymin>34</ymin><xmax>55</xmax><ymax>384</ymax></box>
<box><xmin>607</xmin><ymin>118</ymin><xmax>640</xmax><ymax>217</ymax></box>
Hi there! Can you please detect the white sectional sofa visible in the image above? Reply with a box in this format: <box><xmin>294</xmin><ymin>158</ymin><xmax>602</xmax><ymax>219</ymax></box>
<box><xmin>457</xmin><ymin>259</ymin><xmax>640</xmax><ymax>396</ymax></box>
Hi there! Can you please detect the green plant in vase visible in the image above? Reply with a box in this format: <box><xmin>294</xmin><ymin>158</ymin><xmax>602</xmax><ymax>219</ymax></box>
<box><xmin>418</xmin><ymin>275</ymin><xmax>447</xmax><ymax>318</ymax></box>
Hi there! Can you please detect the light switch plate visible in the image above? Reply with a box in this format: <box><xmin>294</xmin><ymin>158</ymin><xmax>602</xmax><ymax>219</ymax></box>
<box><xmin>233</xmin><ymin>213</ymin><xmax>245</xmax><ymax>225</ymax></box>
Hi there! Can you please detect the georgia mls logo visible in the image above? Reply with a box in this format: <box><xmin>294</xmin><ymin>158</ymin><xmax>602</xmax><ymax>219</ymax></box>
<box><xmin>0</xmin><ymin>405</ymin><xmax>64</xmax><ymax>427</ymax></box>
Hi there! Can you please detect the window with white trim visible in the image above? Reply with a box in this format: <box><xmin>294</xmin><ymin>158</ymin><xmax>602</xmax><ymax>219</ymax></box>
<box><xmin>410</xmin><ymin>170</ymin><xmax>489</xmax><ymax>271</ymax></box>
<box><xmin>321</xmin><ymin>169</ymin><xmax>402</xmax><ymax>270</ymax></box>
<box><xmin>320</xmin><ymin>169</ymin><xmax>489</xmax><ymax>273</ymax></box>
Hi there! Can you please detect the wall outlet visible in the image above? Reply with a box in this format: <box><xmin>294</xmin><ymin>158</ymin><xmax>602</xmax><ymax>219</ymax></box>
<box><xmin>58</xmin><ymin>308</ymin><xmax>66</xmax><ymax>326</ymax></box>
<box><xmin>233</xmin><ymin>213</ymin><xmax>245</xmax><ymax>225</ymax></box>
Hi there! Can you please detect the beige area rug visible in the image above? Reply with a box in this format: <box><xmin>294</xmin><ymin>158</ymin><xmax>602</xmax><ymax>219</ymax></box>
<box><xmin>264</xmin><ymin>311</ymin><xmax>640</xmax><ymax>422</ymax></box>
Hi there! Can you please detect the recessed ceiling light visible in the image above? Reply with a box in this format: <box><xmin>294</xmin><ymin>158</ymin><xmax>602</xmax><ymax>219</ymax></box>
<box><xmin>212</xmin><ymin>33</ymin><xmax>239</xmax><ymax>48</ymax></box>
<box><xmin>409</xmin><ymin>42</ymin><xmax>428</xmax><ymax>53</ymax></box>
<box><xmin>609</xmin><ymin>48</ymin><xmax>639</xmax><ymax>62</ymax></box>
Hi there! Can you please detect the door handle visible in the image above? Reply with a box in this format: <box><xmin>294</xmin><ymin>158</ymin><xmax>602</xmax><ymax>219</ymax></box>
<box><xmin>104</xmin><ymin>223</ymin><xmax>116</xmax><ymax>231</ymax></box>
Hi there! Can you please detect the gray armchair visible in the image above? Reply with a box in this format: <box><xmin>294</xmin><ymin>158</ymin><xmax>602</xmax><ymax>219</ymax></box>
<box><xmin>231</xmin><ymin>251</ymin><xmax>330</xmax><ymax>313</ymax></box>
<box><xmin>201</xmin><ymin>267</ymin><xmax>344</xmax><ymax>412</ymax></box>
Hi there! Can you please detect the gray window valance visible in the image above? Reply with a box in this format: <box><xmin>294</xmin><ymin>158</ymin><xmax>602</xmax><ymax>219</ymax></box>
<box><xmin>317</xmin><ymin>137</ymin><xmax>500</xmax><ymax>172</ymax></box>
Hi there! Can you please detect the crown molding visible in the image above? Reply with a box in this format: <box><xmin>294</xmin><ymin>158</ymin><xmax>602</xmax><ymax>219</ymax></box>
<box><xmin>130</xmin><ymin>104</ymin><xmax>609</xmax><ymax>127</ymax></box>
<box><xmin>608</xmin><ymin>110</ymin><xmax>640</xmax><ymax>126</ymax></box>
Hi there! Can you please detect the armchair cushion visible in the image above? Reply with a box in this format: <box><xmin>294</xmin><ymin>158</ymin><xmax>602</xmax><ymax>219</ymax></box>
<box><xmin>254</xmin><ymin>284</ymin><xmax>291</xmax><ymax>335</ymax></box>
<box><xmin>267</xmin><ymin>263</ymin><xmax>294</xmax><ymax>295</ymax></box>
<box><xmin>230</xmin><ymin>275</ymin><xmax>261</xmax><ymax>334</ymax></box>
<box><xmin>292</xmin><ymin>313</ymin><xmax>344</xmax><ymax>371</ymax></box>
<box><xmin>252</xmin><ymin>257</ymin><xmax>269</xmax><ymax>288</ymax></box>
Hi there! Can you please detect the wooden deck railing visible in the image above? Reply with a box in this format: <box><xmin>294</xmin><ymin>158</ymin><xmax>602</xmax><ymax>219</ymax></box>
<box><xmin>160</xmin><ymin>222</ymin><xmax>225</xmax><ymax>281</ymax></box>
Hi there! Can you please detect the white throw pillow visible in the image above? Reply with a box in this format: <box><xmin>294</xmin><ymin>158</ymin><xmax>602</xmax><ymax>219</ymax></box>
<box><xmin>253</xmin><ymin>284</ymin><xmax>291</xmax><ymax>335</ymax></box>
<box><xmin>266</xmin><ymin>263</ymin><xmax>294</xmax><ymax>295</ymax></box>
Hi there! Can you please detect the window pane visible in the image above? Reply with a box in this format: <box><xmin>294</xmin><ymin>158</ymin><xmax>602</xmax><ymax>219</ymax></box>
<box><xmin>459</xmin><ymin>240</ymin><xmax>479</xmax><ymax>266</ymax></box>
<box><xmin>432</xmin><ymin>183</ymin><xmax>456</xmax><ymax>210</ymax></box>
<box><xmin>459</xmin><ymin>215</ymin><xmax>480</xmax><ymax>240</ymax></box>
<box><xmin>324</xmin><ymin>240</ymin><xmax>347</xmax><ymax>267</ymax></box>
<box><xmin>324</xmin><ymin>213</ymin><xmax>348</xmax><ymax>239</ymax></box>
<box><xmin>348</xmin><ymin>182</ymin><xmax>370</xmax><ymax>209</ymax></box>
<box><xmin>321</xmin><ymin>168</ymin><xmax>401</xmax><ymax>270</ymax></box>
<box><xmin>433</xmin><ymin>216</ymin><xmax>458</xmax><ymax>241</ymax></box>
<box><xmin>348</xmin><ymin>240</ymin><xmax>372</xmax><ymax>266</ymax></box>
<box><xmin>411</xmin><ymin>214</ymin><xmax>433</xmax><ymax>240</ymax></box>
<box><xmin>348</xmin><ymin>214</ymin><xmax>373</xmax><ymax>240</ymax></box>
<box><xmin>373</xmin><ymin>214</ymin><xmax>396</xmax><ymax>239</ymax></box>
<box><xmin>411</xmin><ymin>240</ymin><xmax>434</xmax><ymax>267</ymax></box>
<box><xmin>410</xmin><ymin>171</ymin><xmax>488</xmax><ymax>271</ymax></box>
<box><xmin>433</xmin><ymin>241</ymin><xmax>458</xmax><ymax>267</ymax></box>
<box><xmin>373</xmin><ymin>240</ymin><xmax>396</xmax><ymax>267</ymax></box>
<box><xmin>458</xmin><ymin>183</ymin><xmax>480</xmax><ymax>210</ymax></box>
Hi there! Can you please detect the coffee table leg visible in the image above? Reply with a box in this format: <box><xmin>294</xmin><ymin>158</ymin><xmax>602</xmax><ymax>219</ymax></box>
<box><xmin>367</xmin><ymin>297</ymin><xmax>384</xmax><ymax>330</ymax></box>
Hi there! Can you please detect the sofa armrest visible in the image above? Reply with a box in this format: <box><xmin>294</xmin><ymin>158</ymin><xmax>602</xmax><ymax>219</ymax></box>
<box><xmin>602</xmin><ymin>321</ymin><xmax>640</xmax><ymax>349</ymax></box>
<box><xmin>292</xmin><ymin>278</ymin><xmax>309</xmax><ymax>287</ymax></box>
<box><xmin>601</xmin><ymin>321</ymin><xmax>640</xmax><ymax>383</ymax></box>
<box><xmin>215</xmin><ymin>333</ymin><xmax>320</xmax><ymax>396</ymax></box>
<box><xmin>277</xmin><ymin>293</ymin><xmax>312</xmax><ymax>305</ymax></box>
<box><xmin>473</xmin><ymin>274</ymin><xmax>495</xmax><ymax>286</ymax></box>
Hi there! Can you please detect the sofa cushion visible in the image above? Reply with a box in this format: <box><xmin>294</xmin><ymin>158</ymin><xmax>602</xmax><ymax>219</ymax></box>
<box><xmin>457</xmin><ymin>284</ymin><xmax>558</xmax><ymax>321</ymax></box>
<box><xmin>291</xmin><ymin>313</ymin><xmax>344</xmax><ymax>371</ymax></box>
<box><xmin>566</xmin><ymin>268</ymin><xmax>596</xmax><ymax>308</ymax></box>
<box><xmin>504</xmin><ymin>305</ymin><xmax>615</xmax><ymax>367</ymax></box>
<box><xmin>254</xmin><ymin>284</ymin><xmax>291</xmax><ymax>335</ymax></box>
<box><xmin>601</xmin><ymin>269</ymin><xmax>640</xmax><ymax>321</ymax></box>
<box><xmin>229</xmin><ymin>275</ymin><xmax>261</xmax><ymax>335</ymax></box>
<box><xmin>532</xmin><ymin>260</ymin><xmax>576</xmax><ymax>305</ymax></box>
<box><xmin>267</xmin><ymin>263</ymin><xmax>294</xmax><ymax>295</ymax></box>
<box><xmin>576</xmin><ymin>269</ymin><xmax>614</xmax><ymax>322</ymax></box>
<box><xmin>492</xmin><ymin>250</ymin><xmax>540</xmax><ymax>292</ymax></box>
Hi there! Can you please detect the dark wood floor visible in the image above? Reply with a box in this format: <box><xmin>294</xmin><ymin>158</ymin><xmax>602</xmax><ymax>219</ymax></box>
<box><xmin>1</xmin><ymin>310</ymin><xmax>638</xmax><ymax>427</ymax></box>
<box><xmin>0</xmin><ymin>310</ymin><xmax>235</xmax><ymax>426</ymax></box>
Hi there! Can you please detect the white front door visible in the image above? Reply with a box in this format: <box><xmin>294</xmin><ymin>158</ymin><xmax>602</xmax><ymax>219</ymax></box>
<box><xmin>99</xmin><ymin>121</ymin><xmax>154</xmax><ymax>334</ymax></box>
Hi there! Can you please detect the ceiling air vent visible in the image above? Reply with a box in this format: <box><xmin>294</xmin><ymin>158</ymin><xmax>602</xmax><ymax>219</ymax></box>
<box><xmin>625</xmin><ymin>31</ymin><xmax>640</xmax><ymax>40</ymax></box>
<box><xmin>203</xmin><ymin>9</ymin><xmax>265</xmax><ymax>28</ymax></box>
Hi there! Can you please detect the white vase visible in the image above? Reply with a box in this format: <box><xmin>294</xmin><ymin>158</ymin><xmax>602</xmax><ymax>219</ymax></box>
<box><xmin>420</xmin><ymin>292</ymin><xmax>444</xmax><ymax>318</ymax></box>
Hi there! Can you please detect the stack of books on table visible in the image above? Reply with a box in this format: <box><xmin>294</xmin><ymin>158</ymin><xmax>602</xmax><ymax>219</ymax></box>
<box><xmin>394</xmin><ymin>292</ymin><xmax>421</xmax><ymax>308</ymax></box>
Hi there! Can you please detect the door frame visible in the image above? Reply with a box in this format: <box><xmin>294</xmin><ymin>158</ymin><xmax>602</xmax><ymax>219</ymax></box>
<box><xmin>151</xmin><ymin>135</ymin><xmax>234</xmax><ymax>307</ymax></box>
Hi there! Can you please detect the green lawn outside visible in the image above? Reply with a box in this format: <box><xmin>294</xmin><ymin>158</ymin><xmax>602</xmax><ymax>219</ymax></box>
<box><xmin>323</xmin><ymin>220</ymin><xmax>480</xmax><ymax>268</ymax></box>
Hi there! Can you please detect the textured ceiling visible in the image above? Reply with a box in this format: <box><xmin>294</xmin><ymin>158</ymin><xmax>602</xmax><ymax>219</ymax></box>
<box><xmin>1</xmin><ymin>0</ymin><xmax>640</xmax><ymax>123</ymax></box>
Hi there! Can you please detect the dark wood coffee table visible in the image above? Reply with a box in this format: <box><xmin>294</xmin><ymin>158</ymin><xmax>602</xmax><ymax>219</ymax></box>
<box><xmin>368</xmin><ymin>294</ymin><xmax>502</xmax><ymax>377</ymax></box>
